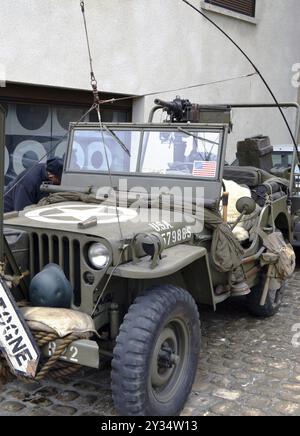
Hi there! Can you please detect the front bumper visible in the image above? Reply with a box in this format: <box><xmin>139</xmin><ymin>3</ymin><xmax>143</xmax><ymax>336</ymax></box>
<box><xmin>43</xmin><ymin>338</ymin><xmax>101</xmax><ymax>369</ymax></box>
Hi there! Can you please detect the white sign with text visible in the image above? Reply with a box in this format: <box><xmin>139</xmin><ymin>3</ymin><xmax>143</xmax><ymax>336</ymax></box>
<box><xmin>0</xmin><ymin>280</ymin><xmax>40</xmax><ymax>378</ymax></box>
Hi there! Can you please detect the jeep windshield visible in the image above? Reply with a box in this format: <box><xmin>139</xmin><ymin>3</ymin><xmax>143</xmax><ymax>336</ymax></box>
<box><xmin>67</xmin><ymin>127</ymin><xmax>223</xmax><ymax>180</ymax></box>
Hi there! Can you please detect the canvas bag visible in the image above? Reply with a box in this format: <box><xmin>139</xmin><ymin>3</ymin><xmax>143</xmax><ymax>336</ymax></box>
<box><xmin>256</xmin><ymin>229</ymin><xmax>296</xmax><ymax>280</ymax></box>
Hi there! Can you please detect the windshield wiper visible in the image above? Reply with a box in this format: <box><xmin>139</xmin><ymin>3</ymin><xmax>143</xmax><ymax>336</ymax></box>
<box><xmin>177</xmin><ymin>127</ymin><xmax>219</xmax><ymax>146</ymax></box>
<box><xmin>103</xmin><ymin>125</ymin><xmax>131</xmax><ymax>156</ymax></box>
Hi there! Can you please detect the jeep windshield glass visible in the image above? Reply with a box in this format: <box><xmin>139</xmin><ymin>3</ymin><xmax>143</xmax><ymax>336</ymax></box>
<box><xmin>68</xmin><ymin>129</ymin><xmax>140</xmax><ymax>173</ymax></box>
<box><xmin>68</xmin><ymin>128</ymin><xmax>222</xmax><ymax>179</ymax></box>
<box><xmin>140</xmin><ymin>130</ymin><xmax>221</xmax><ymax>178</ymax></box>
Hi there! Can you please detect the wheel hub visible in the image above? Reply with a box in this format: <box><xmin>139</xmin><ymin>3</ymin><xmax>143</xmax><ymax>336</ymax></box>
<box><xmin>151</xmin><ymin>327</ymin><xmax>179</xmax><ymax>388</ymax></box>
<box><xmin>149</xmin><ymin>318</ymin><xmax>189</xmax><ymax>405</ymax></box>
<box><xmin>158</xmin><ymin>343</ymin><xmax>180</xmax><ymax>368</ymax></box>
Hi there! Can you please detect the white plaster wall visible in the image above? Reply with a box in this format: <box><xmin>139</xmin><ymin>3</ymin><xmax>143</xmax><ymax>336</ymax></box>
<box><xmin>0</xmin><ymin>0</ymin><xmax>299</xmax><ymax>161</ymax></box>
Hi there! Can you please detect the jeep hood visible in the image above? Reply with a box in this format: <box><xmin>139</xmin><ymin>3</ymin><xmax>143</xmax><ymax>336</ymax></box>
<box><xmin>4</xmin><ymin>202</ymin><xmax>202</xmax><ymax>243</ymax></box>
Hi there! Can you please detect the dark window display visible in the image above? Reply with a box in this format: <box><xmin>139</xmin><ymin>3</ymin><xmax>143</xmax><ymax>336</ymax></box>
<box><xmin>3</xmin><ymin>102</ymin><xmax>130</xmax><ymax>185</ymax></box>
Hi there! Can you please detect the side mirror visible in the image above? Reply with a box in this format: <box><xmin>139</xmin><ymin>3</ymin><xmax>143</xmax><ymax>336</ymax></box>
<box><xmin>236</xmin><ymin>197</ymin><xmax>256</xmax><ymax>216</ymax></box>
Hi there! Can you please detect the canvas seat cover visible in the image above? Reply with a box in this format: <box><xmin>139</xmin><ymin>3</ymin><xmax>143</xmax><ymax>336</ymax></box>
<box><xmin>223</xmin><ymin>166</ymin><xmax>272</xmax><ymax>188</ymax></box>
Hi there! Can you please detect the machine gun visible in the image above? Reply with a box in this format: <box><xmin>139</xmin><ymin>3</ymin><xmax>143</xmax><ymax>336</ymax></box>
<box><xmin>154</xmin><ymin>97</ymin><xmax>192</xmax><ymax>122</ymax></box>
<box><xmin>152</xmin><ymin>97</ymin><xmax>232</xmax><ymax>128</ymax></box>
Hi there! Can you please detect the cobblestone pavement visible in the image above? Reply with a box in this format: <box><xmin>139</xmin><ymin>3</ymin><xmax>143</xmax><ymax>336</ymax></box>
<box><xmin>0</xmin><ymin>272</ymin><xmax>300</xmax><ymax>416</ymax></box>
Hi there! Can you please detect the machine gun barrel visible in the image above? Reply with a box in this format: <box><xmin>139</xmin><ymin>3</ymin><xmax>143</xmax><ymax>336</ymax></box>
<box><xmin>154</xmin><ymin>99</ymin><xmax>178</xmax><ymax>111</ymax></box>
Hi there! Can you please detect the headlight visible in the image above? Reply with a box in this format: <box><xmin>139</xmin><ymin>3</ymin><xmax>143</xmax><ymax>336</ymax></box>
<box><xmin>88</xmin><ymin>243</ymin><xmax>110</xmax><ymax>269</ymax></box>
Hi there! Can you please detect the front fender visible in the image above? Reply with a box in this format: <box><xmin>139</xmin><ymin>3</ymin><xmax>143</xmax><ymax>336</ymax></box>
<box><xmin>108</xmin><ymin>244</ymin><xmax>216</xmax><ymax>309</ymax></box>
<box><xmin>108</xmin><ymin>244</ymin><xmax>207</xmax><ymax>279</ymax></box>
<box><xmin>259</xmin><ymin>196</ymin><xmax>291</xmax><ymax>240</ymax></box>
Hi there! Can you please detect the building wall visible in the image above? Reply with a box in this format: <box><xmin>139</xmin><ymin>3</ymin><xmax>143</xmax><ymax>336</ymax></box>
<box><xmin>0</xmin><ymin>0</ymin><xmax>299</xmax><ymax>161</ymax></box>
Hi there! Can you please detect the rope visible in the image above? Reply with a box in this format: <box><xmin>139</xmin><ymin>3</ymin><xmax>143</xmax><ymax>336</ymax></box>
<box><xmin>95</xmin><ymin>105</ymin><xmax>125</xmax><ymax>242</ymax></box>
<box><xmin>80</xmin><ymin>0</ymin><xmax>100</xmax><ymax>106</ymax></box>
<box><xmin>79</xmin><ymin>1</ymin><xmax>125</xmax><ymax>242</ymax></box>
<box><xmin>0</xmin><ymin>330</ymin><xmax>83</xmax><ymax>384</ymax></box>
<box><xmin>34</xmin><ymin>333</ymin><xmax>80</xmax><ymax>381</ymax></box>
<box><xmin>0</xmin><ymin>357</ymin><xmax>12</xmax><ymax>385</ymax></box>
<box><xmin>47</xmin><ymin>362</ymin><xmax>81</xmax><ymax>380</ymax></box>
<box><xmin>33</xmin><ymin>332</ymin><xmax>58</xmax><ymax>347</ymax></box>
<box><xmin>80</xmin><ymin>2</ymin><xmax>95</xmax><ymax>79</ymax></box>
<box><xmin>99</xmin><ymin>72</ymin><xmax>258</xmax><ymax>105</ymax></box>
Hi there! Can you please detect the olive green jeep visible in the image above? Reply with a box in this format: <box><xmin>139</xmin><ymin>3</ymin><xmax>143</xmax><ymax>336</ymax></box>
<box><xmin>0</xmin><ymin>99</ymin><xmax>296</xmax><ymax>416</ymax></box>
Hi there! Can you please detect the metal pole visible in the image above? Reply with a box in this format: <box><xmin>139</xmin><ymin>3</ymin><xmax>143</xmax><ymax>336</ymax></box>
<box><xmin>290</xmin><ymin>104</ymin><xmax>300</xmax><ymax>194</ymax></box>
<box><xmin>0</xmin><ymin>105</ymin><xmax>5</xmax><ymax>263</ymax></box>
<box><xmin>212</xmin><ymin>103</ymin><xmax>299</xmax><ymax>109</ymax></box>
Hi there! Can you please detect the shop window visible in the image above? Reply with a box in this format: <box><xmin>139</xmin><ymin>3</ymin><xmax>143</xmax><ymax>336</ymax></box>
<box><xmin>3</xmin><ymin>102</ymin><xmax>130</xmax><ymax>185</ymax></box>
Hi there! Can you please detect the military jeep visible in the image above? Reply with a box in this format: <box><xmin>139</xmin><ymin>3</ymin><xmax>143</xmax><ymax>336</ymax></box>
<box><xmin>0</xmin><ymin>99</ymin><xmax>295</xmax><ymax>416</ymax></box>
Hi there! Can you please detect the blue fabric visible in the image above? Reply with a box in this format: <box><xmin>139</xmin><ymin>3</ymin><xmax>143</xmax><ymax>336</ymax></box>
<box><xmin>4</xmin><ymin>163</ymin><xmax>48</xmax><ymax>213</ymax></box>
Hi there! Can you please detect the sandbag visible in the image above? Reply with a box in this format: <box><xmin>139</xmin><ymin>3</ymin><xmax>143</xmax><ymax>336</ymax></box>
<box><xmin>21</xmin><ymin>307</ymin><xmax>97</xmax><ymax>338</ymax></box>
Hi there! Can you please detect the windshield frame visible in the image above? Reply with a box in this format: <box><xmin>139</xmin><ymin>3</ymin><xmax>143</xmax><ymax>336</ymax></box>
<box><xmin>65</xmin><ymin>122</ymin><xmax>228</xmax><ymax>181</ymax></box>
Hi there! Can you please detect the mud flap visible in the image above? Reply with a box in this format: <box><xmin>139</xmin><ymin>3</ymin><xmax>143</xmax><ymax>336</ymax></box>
<box><xmin>0</xmin><ymin>278</ymin><xmax>40</xmax><ymax>378</ymax></box>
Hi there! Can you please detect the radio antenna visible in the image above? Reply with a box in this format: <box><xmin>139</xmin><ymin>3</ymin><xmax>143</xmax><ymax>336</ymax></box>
<box><xmin>181</xmin><ymin>0</ymin><xmax>299</xmax><ymax>163</ymax></box>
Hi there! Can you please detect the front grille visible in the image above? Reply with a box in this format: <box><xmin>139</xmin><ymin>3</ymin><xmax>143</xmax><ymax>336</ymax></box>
<box><xmin>29</xmin><ymin>232</ymin><xmax>82</xmax><ymax>307</ymax></box>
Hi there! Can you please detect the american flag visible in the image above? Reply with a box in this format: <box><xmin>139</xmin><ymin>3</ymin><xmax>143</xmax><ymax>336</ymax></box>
<box><xmin>192</xmin><ymin>161</ymin><xmax>217</xmax><ymax>178</ymax></box>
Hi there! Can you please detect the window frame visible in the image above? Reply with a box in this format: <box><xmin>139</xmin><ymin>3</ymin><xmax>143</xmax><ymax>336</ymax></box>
<box><xmin>201</xmin><ymin>0</ymin><xmax>259</xmax><ymax>24</ymax></box>
<box><xmin>66</xmin><ymin>124</ymin><xmax>225</xmax><ymax>182</ymax></box>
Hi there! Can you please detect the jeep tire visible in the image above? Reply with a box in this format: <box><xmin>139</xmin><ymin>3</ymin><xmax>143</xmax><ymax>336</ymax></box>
<box><xmin>111</xmin><ymin>285</ymin><xmax>201</xmax><ymax>416</ymax></box>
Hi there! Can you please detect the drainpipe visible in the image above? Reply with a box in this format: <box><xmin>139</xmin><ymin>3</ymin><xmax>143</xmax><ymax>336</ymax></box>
<box><xmin>0</xmin><ymin>104</ymin><xmax>5</xmax><ymax>263</ymax></box>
